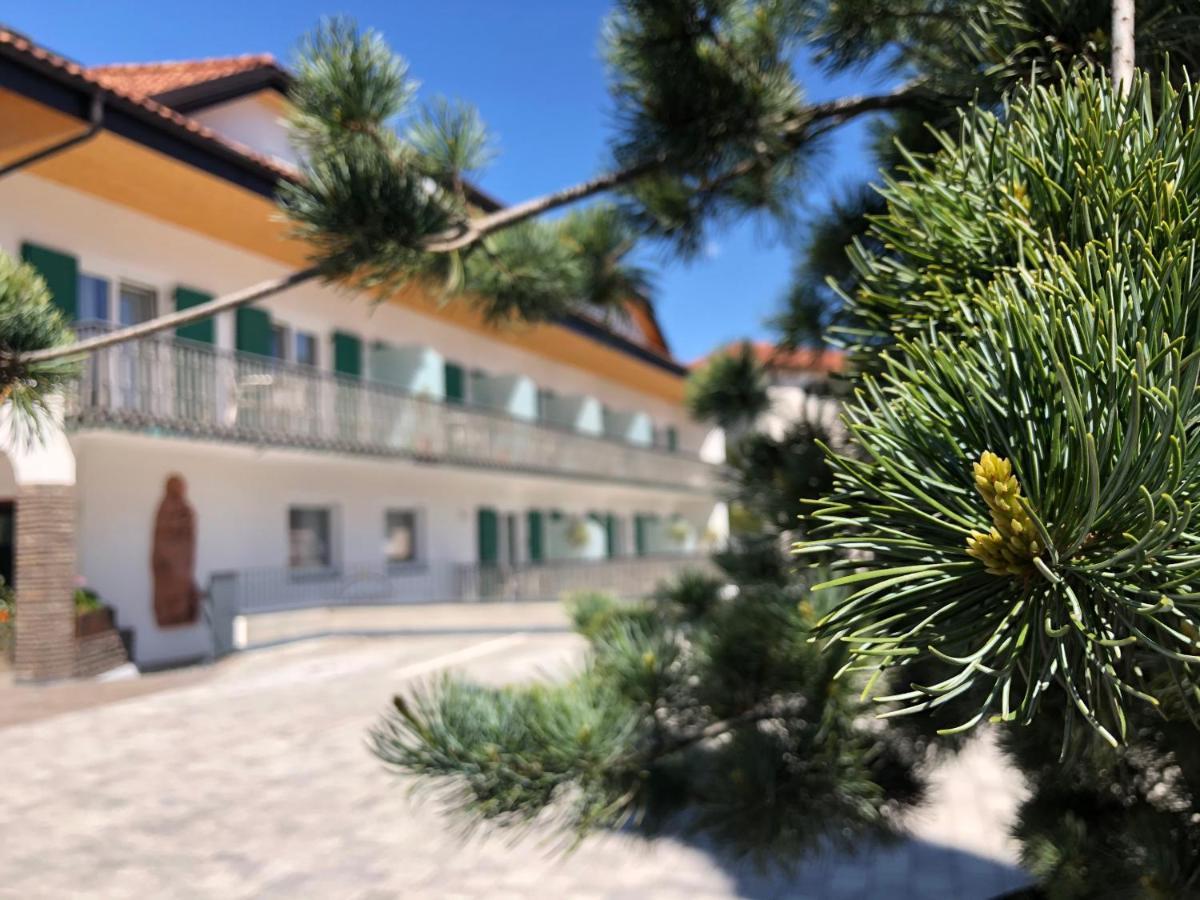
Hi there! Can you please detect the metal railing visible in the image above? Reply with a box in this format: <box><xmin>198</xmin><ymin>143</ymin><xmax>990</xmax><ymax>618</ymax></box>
<box><xmin>207</xmin><ymin>554</ymin><xmax>714</xmax><ymax>655</ymax></box>
<box><xmin>64</xmin><ymin>327</ymin><xmax>717</xmax><ymax>492</ymax></box>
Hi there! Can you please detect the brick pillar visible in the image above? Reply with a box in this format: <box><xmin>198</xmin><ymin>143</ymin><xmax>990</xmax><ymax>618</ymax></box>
<box><xmin>13</xmin><ymin>484</ymin><xmax>76</xmax><ymax>681</ymax></box>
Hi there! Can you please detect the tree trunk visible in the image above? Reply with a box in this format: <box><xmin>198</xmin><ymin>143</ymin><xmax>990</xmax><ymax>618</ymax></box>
<box><xmin>1112</xmin><ymin>0</ymin><xmax>1135</xmax><ymax>94</ymax></box>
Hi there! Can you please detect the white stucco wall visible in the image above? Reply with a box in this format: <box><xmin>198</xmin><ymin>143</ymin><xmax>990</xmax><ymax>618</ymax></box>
<box><xmin>72</xmin><ymin>432</ymin><xmax>717</xmax><ymax>667</ymax></box>
<box><xmin>190</xmin><ymin>93</ymin><xmax>299</xmax><ymax>167</ymax></box>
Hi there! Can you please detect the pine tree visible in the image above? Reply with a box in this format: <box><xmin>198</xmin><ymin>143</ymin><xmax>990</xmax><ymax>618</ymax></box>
<box><xmin>373</xmin><ymin>563</ymin><xmax>929</xmax><ymax>858</ymax></box>
<box><xmin>801</xmin><ymin>73</ymin><xmax>1200</xmax><ymax>894</ymax></box>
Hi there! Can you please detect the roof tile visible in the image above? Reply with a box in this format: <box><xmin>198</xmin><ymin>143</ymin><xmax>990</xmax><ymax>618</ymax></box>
<box><xmin>89</xmin><ymin>54</ymin><xmax>280</xmax><ymax>100</ymax></box>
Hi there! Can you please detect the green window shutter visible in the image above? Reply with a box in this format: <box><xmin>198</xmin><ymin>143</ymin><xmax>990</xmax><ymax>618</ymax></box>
<box><xmin>333</xmin><ymin>331</ymin><xmax>362</xmax><ymax>378</ymax></box>
<box><xmin>666</xmin><ymin>426</ymin><xmax>679</xmax><ymax>453</ymax></box>
<box><xmin>174</xmin><ymin>287</ymin><xmax>214</xmax><ymax>344</ymax></box>
<box><xmin>21</xmin><ymin>242</ymin><xmax>77</xmax><ymax>320</ymax></box>
<box><xmin>478</xmin><ymin>507</ymin><xmax>499</xmax><ymax>564</ymax></box>
<box><xmin>236</xmin><ymin>306</ymin><xmax>272</xmax><ymax>356</ymax></box>
<box><xmin>444</xmin><ymin>362</ymin><xmax>465</xmax><ymax>404</ymax></box>
<box><xmin>527</xmin><ymin>510</ymin><xmax>544</xmax><ymax>563</ymax></box>
<box><xmin>605</xmin><ymin>514</ymin><xmax>617</xmax><ymax>559</ymax></box>
<box><xmin>634</xmin><ymin>515</ymin><xmax>647</xmax><ymax>557</ymax></box>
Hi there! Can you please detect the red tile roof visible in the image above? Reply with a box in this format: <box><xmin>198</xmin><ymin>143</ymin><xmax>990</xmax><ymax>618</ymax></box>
<box><xmin>0</xmin><ymin>29</ymin><xmax>297</xmax><ymax>181</ymax></box>
<box><xmin>89</xmin><ymin>54</ymin><xmax>281</xmax><ymax>100</ymax></box>
<box><xmin>693</xmin><ymin>340</ymin><xmax>845</xmax><ymax>374</ymax></box>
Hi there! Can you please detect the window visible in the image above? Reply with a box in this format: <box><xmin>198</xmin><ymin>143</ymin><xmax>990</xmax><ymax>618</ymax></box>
<box><xmin>269</xmin><ymin>323</ymin><xmax>289</xmax><ymax>361</ymax></box>
<box><xmin>469</xmin><ymin>368</ymin><xmax>488</xmax><ymax>405</ymax></box>
<box><xmin>295</xmin><ymin>331</ymin><xmax>319</xmax><ymax>367</ymax></box>
<box><xmin>537</xmin><ymin>388</ymin><xmax>556</xmax><ymax>423</ymax></box>
<box><xmin>289</xmin><ymin>507</ymin><xmax>333</xmax><ymax>569</ymax></box>
<box><xmin>77</xmin><ymin>274</ymin><xmax>109</xmax><ymax>323</ymax></box>
<box><xmin>118</xmin><ymin>283</ymin><xmax>156</xmax><ymax>326</ymax></box>
<box><xmin>385</xmin><ymin>509</ymin><xmax>419</xmax><ymax>564</ymax></box>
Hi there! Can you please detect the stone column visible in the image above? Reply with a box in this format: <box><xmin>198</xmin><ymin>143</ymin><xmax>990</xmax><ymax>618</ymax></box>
<box><xmin>4</xmin><ymin>399</ymin><xmax>78</xmax><ymax>682</ymax></box>
<box><xmin>13</xmin><ymin>484</ymin><xmax>77</xmax><ymax>680</ymax></box>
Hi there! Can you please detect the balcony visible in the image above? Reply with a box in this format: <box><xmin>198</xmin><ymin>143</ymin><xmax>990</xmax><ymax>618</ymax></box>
<box><xmin>64</xmin><ymin>331</ymin><xmax>718</xmax><ymax>492</ymax></box>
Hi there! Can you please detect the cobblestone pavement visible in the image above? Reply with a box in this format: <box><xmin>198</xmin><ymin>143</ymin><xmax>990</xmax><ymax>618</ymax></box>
<box><xmin>0</xmin><ymin>612</ymin><xmax>1032</xmax><ymax>899</ymax></box>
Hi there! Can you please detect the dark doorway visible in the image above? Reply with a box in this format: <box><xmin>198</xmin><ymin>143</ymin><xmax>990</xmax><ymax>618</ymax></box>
<box><xmin>0</xmin><ymin>501</ymin><xmax>14</xmax><ymax>589</ymax></box>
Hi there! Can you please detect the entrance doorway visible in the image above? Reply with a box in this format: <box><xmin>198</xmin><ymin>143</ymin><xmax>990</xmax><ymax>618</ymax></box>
<box><xmin>0</xmin><ymin>501</ymin><xmax>14</xmax><ymax>589</ymax></box>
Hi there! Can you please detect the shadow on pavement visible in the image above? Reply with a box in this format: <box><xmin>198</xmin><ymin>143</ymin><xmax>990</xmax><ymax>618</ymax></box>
<box><xmin>668</xmin><ymin>831</ymin><xmax>1033</xmax><ymax>900</ymax></box>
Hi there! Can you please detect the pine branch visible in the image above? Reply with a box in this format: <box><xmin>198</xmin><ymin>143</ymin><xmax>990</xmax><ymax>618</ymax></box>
<box><xmin>16</xmin><ymin>80</ymin><xmax>926</xmax><ymax>367</ymax></box>
<box><xmin>649</xmin><ymin>697</ymin><xmax>807</xmax><ymax>760</ymax></box>
<box><xmin>425</xmin><ymin>81</ymin><xmax>929</xmax><ymax>252</ymax></box>
<box><xmin>19</xmin><ymin>266</ymin><xmax>324</xmax><ymax>364</ymax></box>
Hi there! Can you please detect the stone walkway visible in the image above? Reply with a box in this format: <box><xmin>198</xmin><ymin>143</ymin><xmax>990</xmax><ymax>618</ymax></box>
<box><xmin>0</xmin><ymin>614</ymin><xmax>1032</xmax><ymax>899</ymax></box>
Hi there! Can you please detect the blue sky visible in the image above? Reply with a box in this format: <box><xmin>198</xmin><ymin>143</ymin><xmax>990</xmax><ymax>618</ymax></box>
<box><xmin>4</xmin><ymin>1</ymin><xmax>893</xmax><ymax>361</ymax></box>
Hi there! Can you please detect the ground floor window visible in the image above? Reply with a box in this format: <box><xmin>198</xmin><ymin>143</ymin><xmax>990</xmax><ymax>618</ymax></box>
<box><xmin>289</xmin><ymin>506</ymin><xmax>334</xmax><ymax>570</ymax></box>
<box><xmin>385</xmin><ymin>509</ymin><xmax>419</xmax><ymax>564</ymax></box>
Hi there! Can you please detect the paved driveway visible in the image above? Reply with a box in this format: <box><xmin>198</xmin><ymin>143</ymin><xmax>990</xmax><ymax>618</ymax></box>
<box><xmin>0</xmin><ymin>607</ymin><xmax>1031</xmax><ymax>899</ymax></box>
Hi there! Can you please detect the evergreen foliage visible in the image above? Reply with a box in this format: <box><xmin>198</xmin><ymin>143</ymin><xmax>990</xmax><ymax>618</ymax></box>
<box><xmin>373</xmin><ymin>572</ymin><xmax>927</xmax><ymax>858</ymax></box>
<box><xmin>726</xmin><ymin>418</ymin><xmax>836</xmax><ymax>535</ymax></box>
<box><xmin>802</xmin><ymin>74</ymin><xmax>1200</xmax><ymax>744</ymax></box>
<box><xmin>778</xmin><ymin>0</ymin><xmax>1200</xmax><ymax>351</ymax></box>
<box><xmin>279</xmin><ymin>19</ymin><xmax>644</xmax><ymax>325</ymax></box>
<box><xmin>685</xmin><ymin>341</ymin><xmax>771</xmax><ymax>429</ymax></box>
<box><xmin>0</xmin><ymin>254</ymin><xmax>77</xmax><ymax>437</ymax></box>
<box><xmin>1004</xmin><ymin>709</ymin><xmax>1200</xmax><ymax>895</ymax></box>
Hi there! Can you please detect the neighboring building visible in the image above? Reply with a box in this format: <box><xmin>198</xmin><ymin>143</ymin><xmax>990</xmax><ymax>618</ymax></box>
<box><xmin>693</xmin><ymin>340</ymin><xmax>846</xmax><ymax>442</ymax></box>
<box><xmin>0</xmin><ymin>30</ymin><xmax>725</xmax><ymax>678</ymax></box>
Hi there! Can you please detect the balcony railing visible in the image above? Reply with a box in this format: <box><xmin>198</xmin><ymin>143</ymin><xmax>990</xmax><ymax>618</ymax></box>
<box><xmin>64</xmin><ymin>328</ymin><xmax>717</xmax><ymax>492</ymax></box>
<box><xmin>207</xmin><ymin>554</ymin><xmax>716</xmax><ymax>655</ymax></box>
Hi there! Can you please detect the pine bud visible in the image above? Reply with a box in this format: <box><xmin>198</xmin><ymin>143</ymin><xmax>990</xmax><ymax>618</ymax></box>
<box><xmin>965</xmin><ymin>451</ymin><xmax>1042</xmax><ymax>576</ymax></box>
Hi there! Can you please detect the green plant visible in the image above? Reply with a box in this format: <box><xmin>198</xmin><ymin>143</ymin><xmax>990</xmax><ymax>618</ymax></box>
<box><xmin>373</xmin><ymin>569</ymin><xmax>925</xmax><ymax>858</ymax></box>
<box><xmin>651</xmin><ymin>569</ymin><xmax>723</xmax><ymax>620</ymax></box>
<box><xmin>685</xmin><ymin>341</ymin><xmax>771</xmax><ymax>430</ymax></box>
<box><xmin>0</xmin><ymin>252</ymin><xmax>78</xmax><ymax>436</ymax></box>
<box><xmin>777</xmin><ymin>0</ymin><xmax>1200</xmax><ymax>354</ymax></box>
<box><xmin>801</xmin><ymin>72</ymin><xmax>1200</xmax><ymax>744</ymax></box>
<box><xmin>0</xmin><ymin>578</ymin><xmax>13</xmax><ymax>664</ymax></box>
<box><xmin>73</xmin><ymin>588</ymin><xmax>103</xmax><ymax>615</ymax></box>
<box><xmin>725</xmin><ymin>418</ymin><xmax>836</xmax><ymax>536</ymax></box>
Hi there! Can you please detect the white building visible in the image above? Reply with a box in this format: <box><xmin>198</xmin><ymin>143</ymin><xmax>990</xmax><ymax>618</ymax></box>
<box><xmin>692</xmin><ymin>340</ymin><xmax>846</xmax><ymax>441</ymax></box>
<box><xmin>0</xmin><ymin>31</ymin><xmax>725</xmax><ymax>678</ymax></box>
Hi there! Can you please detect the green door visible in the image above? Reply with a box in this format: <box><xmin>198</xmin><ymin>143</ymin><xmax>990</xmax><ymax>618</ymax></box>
<box><xmin>236</xmin><ymin>306</ymin><xmax>272</xmax><ymax>357</ymax></box>
<box><xmin>444</xmin><ymin>362</ymin><xmax>465</xmax><ymax>404</ymax></box>
<box><xmin>478</xmin><ymin>507</ymin><xmax>500</xmax><ymax>564</ymax></box>
<box><xmin>332</xmin><ymin>331</ymin><xmax>362</xmax><ymax>378</ymax></box>
<box><xmin>527</xmin><ymin>510</ymin><xmax>544</xmax><ymax>563</ymax></box>
<box><xmin>174</xmin><ymin>287</ymin><xmax>214</xmax><ymax>422</ymax></box>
